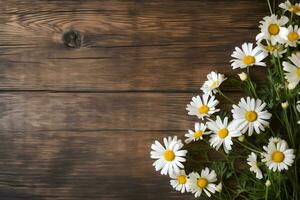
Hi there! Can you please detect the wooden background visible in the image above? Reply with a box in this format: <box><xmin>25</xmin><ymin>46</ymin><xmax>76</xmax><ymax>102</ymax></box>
<box><xmin>0</xmin><ymin>1</ymin><xmax>268</xmax><ymax>199</ymax></box>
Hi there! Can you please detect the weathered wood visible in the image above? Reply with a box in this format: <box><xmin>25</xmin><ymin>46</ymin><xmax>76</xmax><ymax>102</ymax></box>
<box><xmin>0</xmin><ymin>0</ymin><xmax>271</xmax><ymax>199</ymax></box>
<box><xmin>0</xmin><ymin>92</ymin><xmax>242</xmax><ymax>131</ymax></box>
<box><xmin>0</xmin><ymin>130</ymin><xmax>195</xmax><ymax>200</ymax></box>
<box><xmin>0</xmin><ymin>0</ymin><xmax>268</xmax><ymax>91</ymax></box>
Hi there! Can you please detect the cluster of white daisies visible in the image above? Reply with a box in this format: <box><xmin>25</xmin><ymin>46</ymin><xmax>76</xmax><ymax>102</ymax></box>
<box><xmin>150</xmin><ymin>1</ymin><xmax>298</xmax><ymax>198</ymax></box>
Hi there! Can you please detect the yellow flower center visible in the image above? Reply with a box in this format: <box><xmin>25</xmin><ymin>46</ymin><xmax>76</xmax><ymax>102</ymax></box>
<box><xmin>245</xmin><ymin>111</ymin><xmax>257</xmax><ymax>122</ymax></box>
<box><xmin>210</xmin><ymin>81</ymin><xmax>218</xmax><ymax>89</ymax></box>
<box><xmin>288</xmin><ymin>32</ymin><xmax>299</xmax><ymax>42</ymax></box>
<box><xmin>197</xmin><ymin>178</ymin><xmax>208</xmax><ymax>188</ymax></box>
<box><xmin>198</xmin><ymin>105</ymin><xmax>209</xmax><ymax>114</ymax></box>
<box><xmin>177</xmin><ymin>175</ymin><xmax>187</xmax><ymax>184</ymax></box>
<box><xmin>194</xmin><ymin>130</ymin><xmax>203</xmax><ymax>139</ymax></box>
<box><xmin>268</xmin><ymin>24</ymin><xmax>280</xmax><ymax>35</ymax></box>
<box><xmin>218</xmin><ymin>128</ymin><xmax>229</xmax><ymax>139</ymax></box>
<box><xmin>243</xmin><ymin>55</ymin><xmax>255</xmax><ymax>65</ymax></box>
<box><xmin>297</xmin><ymin>68</ymin><xmax>300</xmax><ymax>76</ymax></box>
<box><xmin>272</xmin><ymin>151</ymin><xmax>285</xmax><ymax>163</ymax></box>
<box><xmin>266</xmin><ymin>44</ymin><xmax>277</xmax><ymax>52</ymax></box>
<box><xmin>164</xmin><ymin>150</ymin><xmax>175</xmax><ymax>161</ymax></box>
<box><xmin>290</xmin><ymin>5</ymin><xmax>300</xmax><ymax>13</ymax></box>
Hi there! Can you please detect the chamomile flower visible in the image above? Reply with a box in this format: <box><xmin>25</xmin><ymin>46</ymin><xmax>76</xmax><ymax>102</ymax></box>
<box><xmin>207</xmin><ymin>116</ymin><xmax>241</xmax><ymax>154</ymax></box>
<box><xmin>230</xmin><ymin>43</ymin><xmax>267</xmax><ymax>69</ymax></box>
<box><xmin>280</xmin><ymin>25</ymin><xmax>300</xmax><ymax>47</ymax></box>
<box><xmin>279</xmin><ymin>0</ymin><xmax>300</xmax><ymax>16</ymax></box>
<box><xmin>187</xmin><ymin>168</ymin><xmax>217</xmax><ymax>198</ymax></box>
<box><xmin>231</xmin><ymin>97</ymin><xmax>272</xmax><ymax>136</ymax></box>
<box><xmin>150</xmin><ymin>136</ymin><xmax>187</xmax><ymax>176</ymax></box>
<box><xmin>247</xmin><ymin>152</ymin><xmax>263</xmax><ymax>179</ymax></box>
<box><xmin>258</xmin><ymin>42</ymin><xmax>286</xmax><ymax>58</ymax></box>
<box><xmin>186</xmin><ymin>94</ymin><xmax>220</xmax><ymax>120</ymax></box>
<box><xmin>262</xmin><ymin>139</ymin><xmax>295</xmax><ymax>172</ymax></box>
<box><xmin>185</xmin><ymin>122</ymin><xmax>210</xmax><ymax>144</ymax></box>
<box><xmin>268</xmin><ymin>137</ymin><xmax>286</xmax><ymax>146</ymax></box>
<box><xmin>170</xmin><ymin>170</ymin><xmax>189</xmax><ymax>193</ymax></box>
<box><xmin>283</xmin><ymin>52</ymin><xmax>300</xmax><ymax>89</ymax></box>
<box><xmin>201</xmin><ymin>71</ymin><xmax>227</xmax><ymax>95</ymax></box>
<box><xmin>256</xmin><ymin>15</ymin><xmax>289</xmax><ymax>44</ymax></box>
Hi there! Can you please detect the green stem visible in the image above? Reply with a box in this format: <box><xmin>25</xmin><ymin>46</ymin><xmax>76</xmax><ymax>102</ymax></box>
<box><xmin>266</xmin><ymin>0</ymin><xmax>273</xmax><ymax>14</ymax></box>
<box><xmin>265</xmin><ymin>186</ymin><xmax>269</xmax><ymax>200</ymax></box>
<box><xmin>236</xmin><ymin>140</ymin><xmax>262</xmax><ymax>154</ymax></box>
<box><xmin>246</xmin><ymin>67</ymin><xmax>258</xmax><ymax>98</ymax></box>
<box><xmin>217</xmin><ymin>89</ymin><xmax>235</xmax><ymax>104</ymax></box>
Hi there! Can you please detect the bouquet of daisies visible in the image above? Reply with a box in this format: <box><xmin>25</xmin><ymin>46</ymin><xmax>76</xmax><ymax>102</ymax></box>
<box><xmin>150</xmin><ymin>1</ymin><xmax>300</xmax><ymax>199</ymax></box>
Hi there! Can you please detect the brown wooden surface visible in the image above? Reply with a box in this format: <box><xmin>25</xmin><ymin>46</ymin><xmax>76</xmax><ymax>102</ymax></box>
<box><xmin>0</xmin><ymin>1</ymin><xmax>268</xmax><ymax>199</ymax></box>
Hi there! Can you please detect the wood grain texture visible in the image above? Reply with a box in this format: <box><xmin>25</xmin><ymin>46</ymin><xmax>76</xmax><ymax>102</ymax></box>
<box><xmin>0</xmin><ymin>0</ymin><xmax>270</xmax><ymax>199</ymax></box>
<box><xmin>0</xmin><ymin>0</ymin><xmax>267</xmax><ymax>91</ymax></box>
<box><xmin>0</xmin><ymin>130</ymin><xmax>195</xmax><ymax>200</ymax></box>
<box><xmin>0</xmin><ymin>92</ymin><xmax>240</xmax><ymax>131</ymax></box>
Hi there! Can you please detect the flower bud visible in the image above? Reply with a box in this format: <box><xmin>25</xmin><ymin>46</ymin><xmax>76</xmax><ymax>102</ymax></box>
<box><xmin>281</xmin><ymin>101</ymin><xmax>289</xmax><ymax>109</ymax></box>
<box><xmin>288</xmin><ymin>83</ymin><xmax>296</xmax><ymax>90</ymax></box>
<box><xmin>238</xmin><ymin>135</ymin><xmax>245</xmax><ymax>142</ymax></box>
<box><xmin>238</xmin><ymin>72</ymin><xmax>248</xmax><ymax>81</ymax></box>
<box><xmin>216</xmin><ymin>182</ymin><xmax>222</xmax><ymax>192</ymax></box>
<box><xmin>265</xmin><ymin>180</ymin><xmax>271</xmax><ymax>187</ymax></box>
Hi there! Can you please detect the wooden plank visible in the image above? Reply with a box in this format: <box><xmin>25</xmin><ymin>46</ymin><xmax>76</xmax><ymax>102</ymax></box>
<box><xmin>0</xmin><ymin>130</ymin><xmax>195</xmax><ymax>200</ymax></box>
<box><xmin>0</xmin><ymin>92</ymin><xmax>241</xmax><ymax>131</ymax></box>
<box><xmin>0</xmin><ymin>0</ymin><xmax>268</xmax><ymax>91</ymax></box>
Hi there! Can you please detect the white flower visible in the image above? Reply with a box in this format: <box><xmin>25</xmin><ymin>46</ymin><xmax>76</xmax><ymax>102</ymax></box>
<box><xmin>185</xmin><ymin>122</ymin><xmax>210</xmax><ymax>144</ymax></box>
<box><xmin>256</xmin><ymin>15</ymin><xmax>289</xmax><ymax>44</ymax></box>
<box><xmin>201</xmin><ymin>71</ymin><xmax>227</xmax><ymax>95</ymax></box>
<box><xmin>150</xmin><ymin>136</ymin><xmax>187</xmax><ymax>176</ymax></box>
<box><xmin>265</xmin><ymin>179</ymin><xmax>271</xmax><ymax>187</ymax></box>
<box><xmin>283</xmin><ymin>52</ymin><xmax>300</xmax><ymax>89</ymax></box>
<box><xmin>262</xmin><ymin>139</ymin><xmax>295</xmax><ymax>172</ymax></box>
<box><xmin>279</xmin><ymin>0</ymin><xmax>300</xmax><ymax>16</ymax></box>
<box><xmin>268</xmin><ymin>137</ymin><xmax>286</xmax><ymax>146</ymax></box>
<box><xmin>281</xmin><ymin>101</ymin><xmax>289</xmax><ymax>109</ymax></box>
<box><xmin>238</xmin><ymin>72</ymin><xmax>248</xmax><ymax>81</ymax></box>
<box><xmin>216</xmin><ymin>182</ymin><xmax>222</xmax><ymax>192</ymax></box>
<box><xmin>187</xmin><ymin>168</ymin><xmax>217</xmax><ymax>198</ymax></box>
<box><xmin>280</xmin><ymin>25</ymin><xmax>300</xmax><ymax>47</ymax></box>
<box><xmin>230</xmin><ymin>43</ymin><xmax>267</xmax><ymax>69</ymax></box>
<box><xmin>247</xmin><ymin>152</ymin><xmax>263</xmax><ymax>179</ymax></box>
<box><xmin>186</xmin><ymin>94</ymin><xmax>220</xmax><ymax>120</ymax></box>
<box><xmin>231</xmin><ymin>97</ymin><xmax>272</xmax><ymax>136</ymax></box>
<box><xmin>170</xmin><ymin>170</ymin><xmax>189</xmax><ymax>193</ymax></box>
<box><xmin>207</xmin><ymin>116</ymin><xmax>241</xmax><ymax>154</ymax></box>
<box><xmin>258</xmin><ymin>42</ymin><xmax>286</xmax><ymax>58</ymax></box>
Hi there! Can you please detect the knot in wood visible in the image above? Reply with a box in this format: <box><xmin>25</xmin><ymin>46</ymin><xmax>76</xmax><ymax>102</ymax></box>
<box><xmin>62</xmin><ymin>30</ymin><xmax>83</xmax><ymax>48</ymax></box>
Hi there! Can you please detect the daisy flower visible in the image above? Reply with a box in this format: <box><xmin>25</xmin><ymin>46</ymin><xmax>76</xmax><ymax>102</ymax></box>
<box><xmin>170</xmin><ymin>170</ymin><xmax>189</xmax><ymax>193</ymax></box>
<box><xmin>150</xmin><ymin>136</ymin><xmax>187</xmax><ymax>176</ymax></box>
<box><xmin>258</xmin><ymin>42</ymin><xmax>286</xmax><ymax>58</ymax></box>
<box><xmin>256</xmin><ymin>15</ymin><xmax>289</xmax><ymax>44</ymax></box>
<box><xmin>262</xmin><ymin>139</ymin><xmax>295</xmax><ymax>172</ymax></box>
<box><xmin>185</xmin><ymin>122</ymin><xmax>210</xmax><ymax>144</ymax></box>
<box><xmin>187</xmin><ymin>168</ymin><xmax>217</xmax><ymax>198</ymax></box>
<box><xmin>280</xmin><ymin>25</ymin><xmax>300</xmax><ymax>47</ymax></box>
<box><xmin>279</xmin><ymin>0</ymin><xmax>300</xmax><ymax>16</ymax></box>
<box><xmin>283</xmin><ymin>52</ymin><xmax>300</xmax><ymax>89</ymax></box>
<box><xmin>247</xmin><ymin>152</ymin><xmax>263</xmax><ymax>179</ymax></box>
<box><xmin>230</xmin><ymin>43</ymin><xmax>267</xmax><ymax>69</ymax></box>
<box><xmin>231</xmin><ymin>97</ymin><xmax>272</xmax><ymax>136</ymax></box>
<box><xmin>201</xmin><ymin>71</ymin><xmax>227</xmax><ymax>95</ymax></box>
<box><xmin>207</xmin><ymin>116</ymin><xmax>241</xmax><ymax>153</ymax></box>
<box><xmin>268</xmin><ymin>137</ymin><xmax>286</xmax><ymax>146</ymax></box>
<box><xmin>186</xmin><ymin>94</ymin><xmax>220</xmax><ymax>120</ymax></box>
